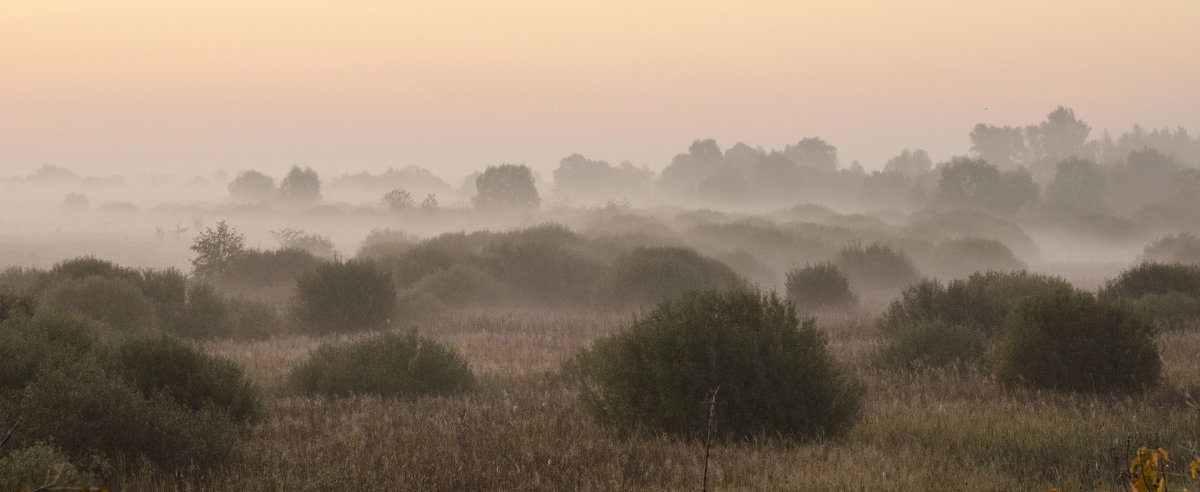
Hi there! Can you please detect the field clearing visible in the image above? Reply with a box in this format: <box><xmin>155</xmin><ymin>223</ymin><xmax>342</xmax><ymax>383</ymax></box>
<box><xmin>179</xmin><ymin>311</ymin><xmax>1200</xmax><ymax>491</ymax></box>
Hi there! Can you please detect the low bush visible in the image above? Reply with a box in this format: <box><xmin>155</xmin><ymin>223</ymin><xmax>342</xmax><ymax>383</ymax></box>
<box><xmin>1133</xmin><ymin>292</ymin><xmax>1200</xmax><ymax>330</ymax></box>
<box><xmin>574</xmin><ymin>289</ymin><xmax>862</xmax><ymax>441</ymax></box>
<box><xmin>1141</xmin><ymin>232</ymin><xmax>1200</xmax><ymax>265</ymax></box>
<box><xmin>0</xmin><ymin>442</ymin><xmax>99</xmax><ymax>491</ymax></box>
<box><xmin>483</xmin><ymin>240</ymin><xmax>602</xmax><ymax>306</ymax></box>
<box><xmin>785</xmin><ymin>262</ymin><xmax>857</xmax><ymax>312</ymax></box>
<box><xmin>0</xmin><ymin>313</ymin><xmax>98</xmax><ymax>391</ymax></box>
<box><xmin>293</xmin><ymin>259</ymin><xmax>396</xmax><ymax>333</ymax></box>
<box><xmin>11</xmin><ymin>365</ymin><xmax>243</xmax><ymax>473</ymax></box>
<box><xmin>993</xmin><ymin>287</ymin><xmax>1160</xmax><ymax>393</ymax></box>
<box><xmin>928</xmin><ymin>237</ymin><xmax>1025</xmax><ymax>279</ymax></box>
<box><xmin>597</xmin><ymin>247</ymin><xmax>744</xmax><ymax>306</ymax></box>
<box><xmin>290</xmin><ymin>332</ymin><xmax>475</xmax><ymax>398</ymax></box>
<box><xmin>415</xmin><ymin>264</ymin><xmax>509</xmax><ymax>306</ymax></box>
<box><xmin>875</xmin><ymin>319</ymin><xmax>987</xmax><ymax>369</ymax></box>
<box><xmin>876</xmin><ymin>271</ymin><xmax>1071</xmax><ymax>369</ymax></box>
<box><xmin>37</xmin><ymin>276</ymin><xmax>158</xmax><ymax>333</ymax></box>
<box><xmin>833</xmin><ymin>242</ymin><xmax>920</xmax><ymax>292</ymax></box>
<box><xmin>109</xmin><ymin>335</ymin><xmax>265</xmax><ymax>424</ymax></box>
<box><xmin>1101</xmin><ymin>262</ymin><xmax>1200</xmax><ymax>299</ymax></box>
<box><xmin>0</xmin><ymin>291</ymin><xmax>34</xmax><ymax>323</ymax></box>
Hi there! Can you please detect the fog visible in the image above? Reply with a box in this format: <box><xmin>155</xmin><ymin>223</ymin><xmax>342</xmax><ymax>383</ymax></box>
<box><xmin>2</xmin><ymin>107</ymin><xmax>1198</xmax><ymax>298</ymax></box>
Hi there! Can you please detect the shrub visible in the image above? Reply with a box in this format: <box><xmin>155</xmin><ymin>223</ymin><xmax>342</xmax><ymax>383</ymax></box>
<box><xmin>108</xmin><ymin>334</ymin><xmax>265</xmax><ymax>424</ymax></box>
<box><xmin>11</xmin><ymin>364</ymin><xmax>242</xmax><ymax>473</ymax></box>
<box><xmin>0</xmin><ymin>291</ymin><xmax>35</xmax><ymax>323</ymax></box>
<box><xmin>875</xmin><ymin>319</ymin><xmax>987</xmax><ymax>369</ymax></box>
<box><xmin>876</xmin><ymin>271</ymin><xmax>1071</xmax><ymax>369</ymax></box>
<box><xmin>833</xmin><ymin>242</ymin><xmax>920</xmax><ymax>292</ymax></box>
<box><xmin>224</xmin><ymin>297</ymin><xmax>285</xmax><ymax>338</ymax></box>
<box><xmin>993</xmin><ymin>287</ymin><xmax>1160</xmax><ymax>393</ymax></box>
<box><xmin>217</xmin><ymin>247</ymin><xmax>324</xmax><ymax>292</ymax></box>
<box><xmin>785</xmin><ymin>262</ymin><xmax>856</xmax><ymax>312</ymax></box>
<box><xmin>37</xmin><ymin>276</ymin><xmax>157</xmax><ymax>333</ymax></box>
<box><xmin>1101</xmin><ymin>262</ymin><xmax>1200</xmax><ymax>299</ymax></box>
<box><xmin>1133</xmin><ymin>292</ymin><xmax>1200</xmax><ymax>330</ymax></box>
<box><xmin>415</xmin><ymin>264</ymin><xmax>509</xmax><ymax>306</ymax></box>
<box><xmin>880</xmin><ymin>271</ymin><xmax>1072</xmax><ymax>338</ymax></box>
<box><xmin>0</xmin><ymin>313</ymin><xmax>98</xmax><ymax>391</ymax></box>
<box><xmin>928</xmin><ymin>237</ymin><xmax>1025</xmax><ymax>279</ymax></box>
<box><xmin>140</xmin><ymin>268</ymin><xmax>188</xmax><ymax>332</ymax></box>
<box><xmin>293</xmin><ymin>260</ymin><xmax>396</xmax><ymax>333</ymax></box>
<box><xmin>0</xmin><ymin>443</ymin><xmax>98</xmax><ymax>491</ymax></box>
<box><xmin>290</xmin><ymin>332</ymin><xmax>475</xmax><ymax>398</ymax></box>
<box><xmin>574</xmin><ymin>289</ymin><xmax>862</xmax><ymax>441</ymax></box>
<box><xmin>1141</xmin><ymin>232</ymin><xmax>1200</xmax><ymax>265</ymax></box>
<box><xmin>176</xmin><ymin>283</ymin><xmax>233</xmax><ymax>339</ymax></box>
<box><xmin>598</xmin><ymin>247</ymin><xmax>745</xmax><ymax>306</ymax></box>
<box><xmin>48</xmin><ymin>256</ymin><xmax>142</xmax><ymax>286</ymax></box>
<box><xmin>483</xmin><ymin>240</ymin><xmax>601</xmax><ymax>306</ymax></box>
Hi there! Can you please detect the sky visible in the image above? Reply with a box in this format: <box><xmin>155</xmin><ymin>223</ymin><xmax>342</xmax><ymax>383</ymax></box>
<box><xmin>3</xmin><ymin>0</ymin><xmax>1199</xmax><ymax>183</ymax></box>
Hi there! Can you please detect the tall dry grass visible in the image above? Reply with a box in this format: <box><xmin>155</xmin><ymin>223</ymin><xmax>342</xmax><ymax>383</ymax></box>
<box><xmin>110</xmin><ymin>311</ymin><xmax>1200</xmax><ymax>490</ymax></box>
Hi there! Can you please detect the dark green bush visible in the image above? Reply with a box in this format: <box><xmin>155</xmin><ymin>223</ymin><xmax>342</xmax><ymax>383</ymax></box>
<box><xmin>1101</xmin><ymin>262</ymin><xmax>1200</xmax><ymax>299</ymax></box>
<box><xmin>0</xmin><ymin>313</ymin><xmax>98</xmax><ymax>391</ymax></box>
<box><xmin>574</xmin><ymin>289</ymin><xmax>862</xmax><ymax>441</ymax></box>
<box><xmin>216</xmin><ymin>247</ymin><xmax>324</xmax><ymax>293</ymax></box>
<box><xmin>598</xmin><ymin>247</ymin><xmax>744</xmax><ymax>306</ymax></box>
<box><xmin>37</xmin><ymin>276</ymin><xmax>157</xmax><ymax>333</ymax></box>
<box><xmin>483</xmin><ymin>240</ymin><xmax>601</xmax><ymax>306</ymax></box>
<box><xmin>833</xmin><ymin>242</ymin><xmax>920</xmax><ymax>292</ymax></box>
<box><xmin>177</xmin><ymin>283</ymin><xmax>233</xmax><ymax>339</ymax></box>
<box><xmin>290</xmin><ymin>332</ymin><xmax>475</xmax><ymax>398</ymax></box>
<box><xmin>388</xmin><ymin>234</ymin><xmax>479</xmax><ymax>289</ymax></box>
<box><xmin>880</xmin><ymin>271</ymin><xmax>1072</xmax><ymax>337</ymax></box>
<box><xmin>875</xmin><ymin>319</ymin><xmax>987</xmax><ymax>370</ymax></box>
<box><xmin>0</xmin><ymin>291</ymin><xmax>34</xmax><ymax>323</ymax></box>
<box><xmin>415</xmin><ymin>264</ymin><xmax>509</xmax><ymax>306</ymax></box>
<box><xmin>1133</xmin><ymin>292</ymin><xmax>1200</xmax><ymax>330</ymax></box>
<box><xmin>11</xmin><ymin>365</ymin><xmax>242</xmax><ymax>473</ymax></box>
<box><xmin>293</xmin><ymin>259</ymin><xmax>396</xmax><ymax>333</ymax></box>
<box><xmin>140</xmin><ymin>268</ymin><xmax>188</xmax><ymax>332</ymax></box>
<box><xmin>876</xmin><ymin>271</ymin><xmax>1071</xmax><ymax>369</ymax></box>
<box><xmin>993</xmin><ymin>287</ymin><xmax>1160</xmax><ymax>393</ymax></box>
<box><xmin>109</xmin><ymin>334</ymin><xmax>265</xmax><ymax>424</ymax></box>
<box><xmin>224</xmin><ymin>297</ymin><xmax>285</xmax><ymax>339</ymax></box>
<box><xmin>48</xmin><ymin>256</ymin><xmax>142</xmax><ymax>286</ymax></box>
<box><xmin>785</xmin><ymin>262</ymin><xmax>856</xmax><ymax>312</ymax></box>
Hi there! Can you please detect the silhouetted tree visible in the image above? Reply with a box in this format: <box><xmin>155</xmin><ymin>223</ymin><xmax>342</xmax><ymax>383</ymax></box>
<box><xmin>883</xmin><ymin>149</ymin><xmax>933</xmax><ymax>178</ymax></box>
<box><xmin>472</xmin><ymin>164</ymin><xmax>540</xmax><ymax>211</ymax></box>
<box><xmin>191</xmin><ymin>221</ymin><xmax>245</xmax><ymax>279</ymax></box>
<box><xmin>936</xmin><ymin>157</ymin><xmax>1038</xmax><ymax>213</ymax></box>
<box><xmin>1029</xmin><ymin>106</ymin><xmax>1091</xmax><ymax>163</ymax></box>
<box><xmin>784</xmin><ymin>137</ymin><xmax>838</xmax><ymax>171</ymax></box>
<box><xmin>1045</xmin><ymin>157</ymin><xmax>1109</xmax><ymax>216</ymax></box>
<box><xmin>970</xmin><ymin>124</ymin><xmax>1031</xmax><ymax>170</ymax></box>
<box><xmin>552</xmin><ymin>154</ymin><xmax>653</xmax><ymax>203</ymax></box>
<box><xmin>227</xmin><ymin>170</ymin><xmax>277</xmax><ymax>203</ymax></box>
<box><xmin>382</xmin><ymin>188</ymin><xmax>415</xmax><ymax>210</ymax></box>
<box><xmin>279</xmin><ymin>166</ymin><xmax>321</xmax><ymax>206</ymax></box>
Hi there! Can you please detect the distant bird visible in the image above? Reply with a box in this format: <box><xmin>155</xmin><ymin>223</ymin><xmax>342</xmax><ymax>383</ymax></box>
<box><xmin>984</xmin><ymin>107</ymin><xmax>989</xmax><ymax>111</ymax></box>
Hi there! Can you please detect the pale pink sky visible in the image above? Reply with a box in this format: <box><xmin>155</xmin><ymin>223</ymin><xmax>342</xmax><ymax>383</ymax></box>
<box><xmin>3</xmin><ymin>0</ymin><xmax>1198</xmax><ymax>182</ymax></box>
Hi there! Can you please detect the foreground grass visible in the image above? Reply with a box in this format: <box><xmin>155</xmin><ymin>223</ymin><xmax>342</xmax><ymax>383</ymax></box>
<box><xmin>140</xmin><ymin>311</ymin><xmax>1200</xmax><ymax>491</ymax></box>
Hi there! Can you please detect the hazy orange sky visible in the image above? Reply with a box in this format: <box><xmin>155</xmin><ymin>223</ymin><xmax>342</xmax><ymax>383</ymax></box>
<box><xmin>3</xmin><ymin>0</ymin><xmax>1199</xmax><ymax>182</ymax></box>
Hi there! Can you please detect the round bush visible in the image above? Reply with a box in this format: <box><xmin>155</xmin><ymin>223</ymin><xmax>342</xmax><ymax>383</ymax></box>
<box><xmin>598</xmin><ymin>247</ymin><xmax>744</xmax><ymax>306</ymax></box>
<box><xmin>833</xmin><ymin>242</ymin><xmax>920</xmax><ymax>292</ymax></box>
<box><xmin>1141</xmin><ymin>232</ymin><xmax>1200</xmax><ymax>265</ymax></box>
<box><xmin>785</xmin><ymin>262</ymin><xmax>856</xmax><ymax>312</ymax></box>
<box><xmin>993</xmin><ymin>287</ymin><xmax>1160</xmax><ymax>393</ymax></box>
<box><xmin>293</xmin><ymin>259</ymin><xmax>397</xmax><ymax>333</ymax></box>
<box><xmin>1101</xmin><ymin>262</ymin><xmax>1200</xmax><ymax>299</ymax></box>
<box><xmin>109</xmin><ymin>334</ymin><xmax>265</xmax><ymax>424</ymax></box>
<box><xmin>574</xmin><ymin>289</ymin><xmax>862</xmax><ymax>441</ymax></box>
<box><xmin>875</xmin><ymin>319</ymin><xmax>987</xmax><ymax>370</ymax></box>
<box><xmin>876</xmin><ymin>272</ymin><xmax>1074</xmax><ymax>369</ymax></box>
<box><xmin>290</xmin><ymin>332</ymin><xmax>475</xmax><ymax>398</ymax></box>
<box><xmin>38</xmin><ymin>276</ymin><xmax>158</xmax><ymax>332</ymax></box>
<box><xmin>11</xmin><ymin>365</ymin><xmax>242</xmax><ymax>473</ymax></box>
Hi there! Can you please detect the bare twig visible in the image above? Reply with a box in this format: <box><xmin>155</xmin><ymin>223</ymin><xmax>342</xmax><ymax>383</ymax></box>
<box><xmin>0</xmin><ymin>416</ymin><xmax>21</xmax><ymax>449</ymax></box>
<box><xmin>702</xmin><ymin>387</ymin><xmax>719</xmax><ymax>492</ymax></box>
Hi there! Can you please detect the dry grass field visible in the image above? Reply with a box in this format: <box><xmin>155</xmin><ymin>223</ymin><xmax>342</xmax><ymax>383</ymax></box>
<box><xmin>98</xmin><ymin>310</ymin><xmax>1200</xmax><ymax>491</ymax></box>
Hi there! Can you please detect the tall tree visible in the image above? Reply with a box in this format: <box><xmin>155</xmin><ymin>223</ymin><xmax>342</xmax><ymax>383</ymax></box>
<box><xmin>473</xmin><ymin>164</ymin><xmax>540</xmax><ymax>211</ymax></box>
